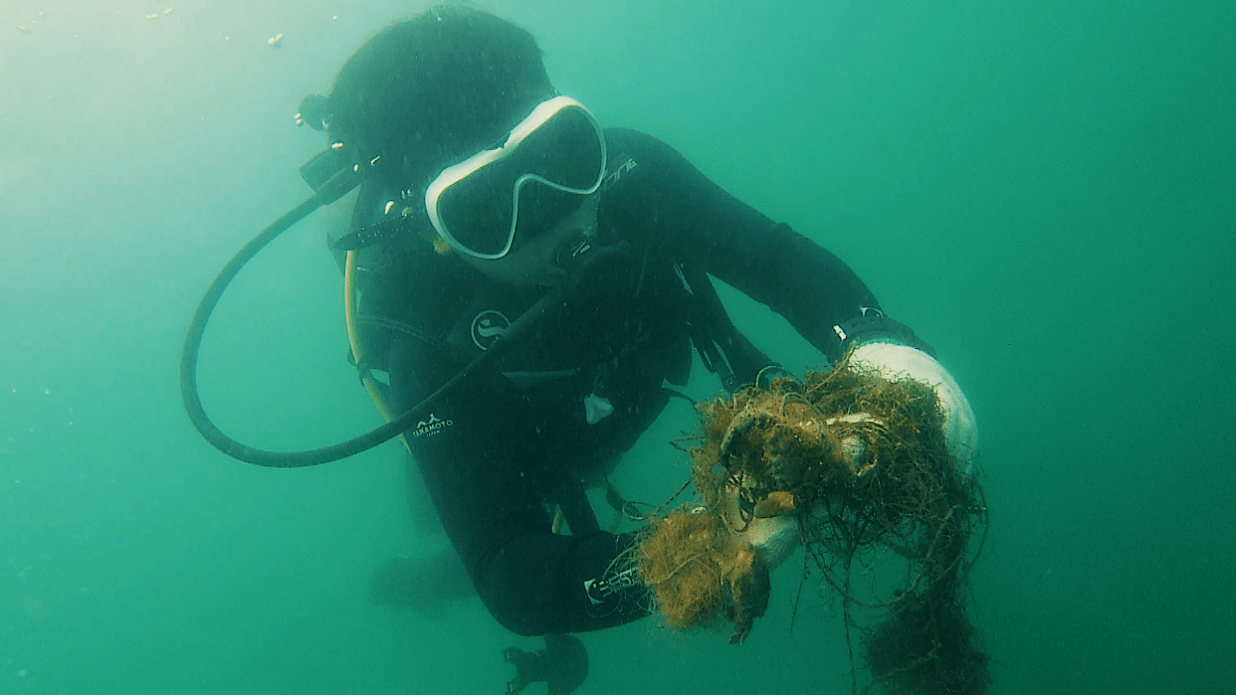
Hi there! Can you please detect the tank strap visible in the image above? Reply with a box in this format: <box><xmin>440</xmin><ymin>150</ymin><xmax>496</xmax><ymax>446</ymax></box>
<box><xmin>676</xmin><ymin>260</ymin><xmax>776</xmax><ymax>393</ymax></box>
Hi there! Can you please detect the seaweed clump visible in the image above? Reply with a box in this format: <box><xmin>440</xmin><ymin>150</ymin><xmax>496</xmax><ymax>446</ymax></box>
<box><xmin>659</xmin><ymin>357</ymin><xmax>990</xmax><ymax>695</ymax></box>
<box><xmin>635</xmin><ymin>506</ymin><xmax>771</xmax><ymax>644</ymax></box>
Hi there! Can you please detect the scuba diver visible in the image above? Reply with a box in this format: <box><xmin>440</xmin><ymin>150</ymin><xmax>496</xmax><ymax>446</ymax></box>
<box><xmin>298</xmin><ymin>0</ymin><xmax>975</xmax><ymax>630</ymax></box>
<box><xmin>181</xmin><ymin>4</ymin><xmax>977</xmax><ymax>694</ymax></box>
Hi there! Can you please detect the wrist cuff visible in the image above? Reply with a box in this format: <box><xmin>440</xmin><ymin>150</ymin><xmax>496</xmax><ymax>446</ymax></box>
<box><xmin>823</xmin><ymin>312</ymin><xmax>936</xmax><ymax>363</ymax></box>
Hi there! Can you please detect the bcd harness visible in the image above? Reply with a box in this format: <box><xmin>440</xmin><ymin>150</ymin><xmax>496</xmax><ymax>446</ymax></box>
<box><xmin>338</xmin><ymin>162</ymin><xmax>776</xmax><ymax>537</ymax></box>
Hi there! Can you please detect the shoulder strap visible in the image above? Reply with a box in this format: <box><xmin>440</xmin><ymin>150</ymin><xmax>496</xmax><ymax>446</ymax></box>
<box><xmin>676</xmin><ymin>260</ymin><xmax>776</xmax><ymax>393</ymax></box>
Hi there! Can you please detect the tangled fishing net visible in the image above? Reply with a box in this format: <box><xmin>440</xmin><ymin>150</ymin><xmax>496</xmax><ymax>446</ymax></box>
<box><xmin>632</xmin><ymin>356</ymin><xmax>990</xmax><ymax>695</ymax></box>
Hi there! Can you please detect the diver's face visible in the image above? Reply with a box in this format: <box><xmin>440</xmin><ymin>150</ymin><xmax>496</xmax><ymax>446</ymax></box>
<box><xmin>454</xmin><ymin>197</ymin><xmax>598</xmax><ymax>288</ymax></box>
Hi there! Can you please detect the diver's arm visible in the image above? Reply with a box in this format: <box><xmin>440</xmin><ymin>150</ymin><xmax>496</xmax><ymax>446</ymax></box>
<box><xmin>617</xmin><ymin>130</ymin><xmax>976</xmax><ymax>471</ymax></box>
<box><xmin>607</xmin><ymin>128</ymin><xmax>922</xmax><ymax>359</ymax></box>
<box><xmin>385</xmin><ymin>331</ymin><xmax>649</xmax><ymax>635</ymax></box>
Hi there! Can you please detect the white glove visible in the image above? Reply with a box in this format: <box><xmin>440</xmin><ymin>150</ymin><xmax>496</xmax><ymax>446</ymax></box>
<box><xmin>717</xmin><ymin>342</ymin><xmax>977</xmax><ymax>568</ymax></box>
<box><xmin>849</xmin><ymin>341</ymin><xmax>978</xmax><ymax>479</ymax></box>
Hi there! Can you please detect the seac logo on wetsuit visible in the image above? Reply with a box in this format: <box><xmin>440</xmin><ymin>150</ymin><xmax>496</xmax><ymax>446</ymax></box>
<box><xmin>470</xmin><ymin>310</ymin><xmax>510</xmax><ymax>350</ymax></box>
<box><xmin>602</xmin><ymin>156</ymin><xmax>638</xmax><ymax>191</ymax></box>
<box><xmin>583</xmin><ymin>565</ymin><xmax>639</xmax><ymax>617</ymax></box>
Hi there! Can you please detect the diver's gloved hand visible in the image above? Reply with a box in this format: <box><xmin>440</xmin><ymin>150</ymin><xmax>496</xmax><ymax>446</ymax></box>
<box><xmin>848</xmin><ymin>341</ymin><xmax>978</xmax><ymax>478</ymax></box>
<box><xmin>720</xmin><ymin>490</ymin><xmax>801</xmax><ymax>569</ymax></box>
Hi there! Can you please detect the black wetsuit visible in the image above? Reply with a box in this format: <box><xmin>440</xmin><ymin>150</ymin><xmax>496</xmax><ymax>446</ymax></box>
<box><xmin>369</xmin><ymin>129</ymin><xmax>889</xmax><ymax>636</ymax></box>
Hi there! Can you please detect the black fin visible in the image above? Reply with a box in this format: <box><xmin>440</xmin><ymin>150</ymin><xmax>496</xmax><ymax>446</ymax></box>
<box><xmin>541</xmin><ymin>634</ymin><xmax>588</xmax><ymax>695</ymax></box>
<box><xmin>503</xmin><ymin>647</ymin><xmax>543</xmax><ymax>695</ymax></box>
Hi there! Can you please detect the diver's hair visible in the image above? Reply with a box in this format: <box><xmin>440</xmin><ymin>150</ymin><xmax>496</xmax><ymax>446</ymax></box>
<box><xmin>325</xmin><ymin>3</ymin><xmax>554</xmax><ymax>188</ymax></box>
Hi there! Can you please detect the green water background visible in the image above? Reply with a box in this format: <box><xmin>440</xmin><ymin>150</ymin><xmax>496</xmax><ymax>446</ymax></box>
<box><xmin>2</xmin><ymin>1</ymin><xmax>1232</xmax><ymax>693</ymax></box>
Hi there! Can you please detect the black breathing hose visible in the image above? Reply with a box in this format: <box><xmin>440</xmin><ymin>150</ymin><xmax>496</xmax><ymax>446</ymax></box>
<box><xmin>179</xmin><ymin>193</ymin><xmax>585</xmax><ymax>467</ymax></box>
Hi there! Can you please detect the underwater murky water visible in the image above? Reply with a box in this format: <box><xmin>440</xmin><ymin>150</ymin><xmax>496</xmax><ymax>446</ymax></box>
<box><xmin>3</xmin><ymin>1</ymin><xmax>1232</xmax><ymax>693</ymax></box>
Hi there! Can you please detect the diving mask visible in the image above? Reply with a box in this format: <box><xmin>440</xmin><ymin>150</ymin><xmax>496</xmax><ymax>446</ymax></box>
<box><xmin>425</xmin><ymin>95</ymin><xmax>607</xmax><ymax>259</ymax></box>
